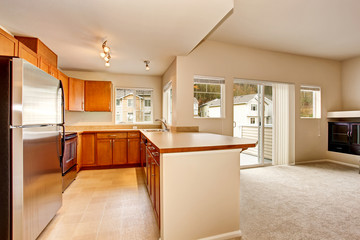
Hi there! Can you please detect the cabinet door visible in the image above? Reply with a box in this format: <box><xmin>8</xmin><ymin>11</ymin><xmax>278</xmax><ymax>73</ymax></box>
<box><xmin>38</xmin><ymin>56</ymin><xmax>51</xmax><ymax>74</ymax></box>
<box><xmin>128</xmin><ymin>138</ymin><xmax>140</xmax><ymax>164</ymax></box>
<box><xmin>154</xmin><ymin>161</ymin><xmax>160</xmax><ymax>225</ymax></box>
<box><xmin>140</xmin><ymin>140</ymin><xmax>146</xmax><ymax>167</ymax></box>
<box><xmin>58</xmin><ymin>71</ymin><xmax>69</xmax><ymax>111</ymax></box>
<box><xmin>85</xmin><ymin>81</ymin><xmax>112</xmax><ymax>112</ymax></box>
<box><xmin>113</xmin><ymin>139</ymin><xmax>127</xmax><ymax>165</ymax></box>
<box><xmin>49</xmin><ymin>65</ymin><xmax>58</xmax><ymax>78</ymax></box>
<box><xmin>82</xmin><ymin>134</ymin><xmax>95</xmax><ymax>166</ymax></box>
<box><xmin>0</xmin><ymin>28</ymin><xmax>18</xmax><ymax>56</ymax></box>
<box><xmin>69</xmin><ymin>78</ymin><xmax>84</xmax><ymax>111</ymax></box>
<box><xmin>18</xmin><ymin>42</ymin><xmax>38</xmax><ymax>66</ymax></box>
<box><xmin>150</xmin><ymin>157</ymin><xmax>156</xmax><ymax>206</ymax></box>
<box><xmin>146</xmin><ymin>149</ymin><xmax>151</xmax><ymax>193</ymax></box>
<box><xmin>76</xmin><ymin>134</ymin><xmax>82</xmax><ymax>172</ymax></box>
<box><xmin>97</xmin><ymin>139</ymin><xmax>113</xmax><ymax>166</ymax></box>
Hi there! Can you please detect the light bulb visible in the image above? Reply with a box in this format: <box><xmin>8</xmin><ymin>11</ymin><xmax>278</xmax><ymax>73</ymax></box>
<box><xmin>145</xmin><ymin>65</ymin><xmax>150</xmax><ymax>71</ymax></box>
<box><xmin>103</xmin><ymin>46</ymin><xmax>110</xmax><ymax>53</ymax></box>
<box><xmin>100</xmin><ymin>52</ymin><xmax>105</xmax><ymax>58</ymax></box>
<box><xmin>104</xmin><ymin>56</ymin><xmax>109</xmax><ymax>62</ymax></box>
<box><xmin>105</xmin><ymin>62</ymin><xmax>110</xmax><ymax>67</ymax></box>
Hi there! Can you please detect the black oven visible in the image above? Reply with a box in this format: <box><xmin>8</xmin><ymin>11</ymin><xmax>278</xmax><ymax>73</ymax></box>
<box><xmin>328</xmin><ymin>122</ymin><xmax>360</xmax><ymax>155</ymax></box>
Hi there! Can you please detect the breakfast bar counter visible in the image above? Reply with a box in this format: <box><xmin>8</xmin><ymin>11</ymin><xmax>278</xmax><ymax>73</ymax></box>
<box><xmin>141</xmin><ymin>131</ymin><xmax>257</xmax><ymax>240</ymax></box>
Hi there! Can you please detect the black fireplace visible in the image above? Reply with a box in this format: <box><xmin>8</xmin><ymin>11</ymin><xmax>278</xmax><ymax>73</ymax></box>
<box><xmin>328</xmin><ymin>122</ymin><xmax>360</xmax><ymax>155</ymax></box>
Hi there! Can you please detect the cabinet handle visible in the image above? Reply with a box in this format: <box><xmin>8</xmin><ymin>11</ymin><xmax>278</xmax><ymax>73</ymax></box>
<box><xmin>149</xmin><ymin>146</ymin><xmax>155</xmax><ymax>150</ymax></box>
<box><xmin>153</xmin><ymin>152</ymin><xmax>159</xmax><ymax>156</ymax></box>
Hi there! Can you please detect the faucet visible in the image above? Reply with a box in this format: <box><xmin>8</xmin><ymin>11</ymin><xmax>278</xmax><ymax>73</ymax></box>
<box><xmin>155</xmin><ymin>119</ymin><xmax>169</xmax><ymax>131</ymax></box>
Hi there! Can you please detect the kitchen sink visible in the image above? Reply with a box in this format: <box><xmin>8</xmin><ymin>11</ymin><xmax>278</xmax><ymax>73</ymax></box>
<box><xmin>143</xmin><ymin>129</ymin><xmax>169</xmax><ymax>132</ymax></box>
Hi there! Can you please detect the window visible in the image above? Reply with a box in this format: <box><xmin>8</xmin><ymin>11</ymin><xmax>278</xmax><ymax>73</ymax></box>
<box><xmin>251</xmin><ymin>104</ymin><xmax>257</xmax><ymax>111</ymax></box>
<box><xmin>127</xmin><ymin>112</ymin><xmax>133</xmax><ymax>122</ymax></box>
<box><xmin>300</xmin><ymin>86</ymin><xmax>321</xmax><ymax>118</ymax></box>
<box><xmin>163</xmin><ymin>83</ymin><xmax>172</xmax><ymax>124</ymax></box>
<box><xmin>144</xmin><ymin>112</ymin><xmax>151</xmax><ymax>121</ymax></box>
<box><xmin>145</xmin><ymin>99</ymin><xmax>151</xmax><ymax>107</ymax></box>
<box><xmin>115</xmin><ymin>88</ymin><xmax>153</xmax><ymax>124</ymax></box>
<box><xmin>250</xmin><ymin>117</ymin><xmax>256</xmax><ymax>124</ymax></box>
<box><xmin>193</xmin><ymin>75</ymin><xmax>225</xmax><ymax>118</ymax></box>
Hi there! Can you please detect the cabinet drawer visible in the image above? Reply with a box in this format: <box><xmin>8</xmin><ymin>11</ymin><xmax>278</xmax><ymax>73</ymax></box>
<box><xmin>128</xmin><ymin>132</ymin><xmax>140</xmax><ymax>138</ymax></box>
<box><xmin>97</xmin><ymin>132</ymin><xmax>127</xmax><ymax>139</ymax></box>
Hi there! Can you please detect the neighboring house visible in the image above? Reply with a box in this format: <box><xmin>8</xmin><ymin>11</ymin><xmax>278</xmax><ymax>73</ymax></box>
<box><xmin>115</xmin><ymin>93</ymin><xmax>152</xmax><ymax>123</ymax></box>
<box><xmin>198</xmin><ymin>93</ymin><xmax>272</xmax><ymax>132</ymax></box>
<box><xmin>193</xmin><ymin>98</ymin><xmax>199</xmax><ymax>116</ymax></box>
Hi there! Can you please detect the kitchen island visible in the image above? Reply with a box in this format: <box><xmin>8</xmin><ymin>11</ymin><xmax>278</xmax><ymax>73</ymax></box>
<box><xmin>141</xmin><ymin>131</ymin><xmax>257</xmax><ymax>240</ymax></box>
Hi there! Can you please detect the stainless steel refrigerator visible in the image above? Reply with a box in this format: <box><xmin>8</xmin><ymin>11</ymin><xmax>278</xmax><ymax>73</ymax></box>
<box><xmin>0</xmin><ymin>57</ymin><xmax>64</xmax><ymax>240</ymax></box>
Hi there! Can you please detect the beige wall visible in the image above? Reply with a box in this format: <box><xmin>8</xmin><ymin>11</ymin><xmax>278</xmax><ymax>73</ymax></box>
<box><xmin>63</xmin><ymin>70</ymin><xmax>162</xmax><ymax>126</ymax></box>
<box><xmin>172</xmin><ymin>40</ymin><xmax>342</xmax><ymax>162</ymax></box>
<box><xmin>341</xmin><ymin>57</ymin><xmax>360</xmax><ymax>110</ymax></box>
<box><xmin>162</xmin><ymin>59</ymin><xmax>177</xmax><ymax>126</ymax></box>
<box><xmin>324</xmin><ymin>56</ymin><xmax>360</xmax><ymax>165</ymax></box>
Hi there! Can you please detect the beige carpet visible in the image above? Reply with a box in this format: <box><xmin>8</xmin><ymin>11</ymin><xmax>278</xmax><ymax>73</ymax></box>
<box><xmin>240</xmin><ymin>162</ymin><xmax>360</xmax><ymax>240</ymax></box>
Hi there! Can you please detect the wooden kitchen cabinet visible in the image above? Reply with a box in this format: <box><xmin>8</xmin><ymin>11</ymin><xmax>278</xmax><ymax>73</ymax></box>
<box><xmin>15</xmin><ymin>36</ymin><xmax>57</xmax><ymax>67</ymax></box>
<box><xmin>97</xmin><ymin>139</ymin><xmax>113</xmax><ymax>166</ymax></box>
<box><xmin>113</xmin><ymin>139</ymin><xmax>128</xmax><ymax>165</ymax></box>
<box><xmin>154</xmin><ymin>159</ymin><xmax>160</xmax><ymax>225</ymax></box>
<box><xmin>81</xmin><ymin>134</ymin><xmax>95</xmax><ymax>166</ymax></box>
<box><xmin>57</xmin><ymin>70</ymin><xmax>69</xmax><ymax>110</ymax></box>
<box><xmin>96</xmin><ymin>133</ymin><xmax>128</xmax><ymax>166</ymax></box>
<box><xmin>69</xmin><ymin>78</ymin><xmax>84</xmax><ymax>111</ymax></box>
<box><xmin>85</xmin><ymin>81</ymin><xmax>112</xmax><ymax>112</ymax></box>
<box><xmin>128</xmin><ymin>138</ymin><xmax>140</xmax><ymax>164</ymax></box>
<box><xmin>0</xmin><ymin>28</ymin><xmax>18</xmax><ymax>57</ymax></box>
<box><xmin>18</xmin><ymin>42</ymin><xmax>37</xmax><ymax>66</ymax></box>
<box><xmin>76</xmin><ymin>134</ymin><xmax>82</xmax><ymax>172</ymax></box>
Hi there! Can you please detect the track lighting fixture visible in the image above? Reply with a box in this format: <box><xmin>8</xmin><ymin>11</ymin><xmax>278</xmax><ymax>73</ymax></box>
<box><xmin>144</xmin><ymin>60</ymin><xmax>150</xmax><ymax>71</ymax></box>
<box><xmin>100</xmin><ymin>40</ymin><xmax>111</xmax><ymax>67</ymax></box>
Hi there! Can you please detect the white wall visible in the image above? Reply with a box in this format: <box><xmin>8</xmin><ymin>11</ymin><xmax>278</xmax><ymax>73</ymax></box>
<box><xmin>173</xmin><ymin>40</ymin><xmax>342</xmax><ymax>163</ymax></box>
<box><xmin>63</xmin><ymin>70</ymin><xmax>162</xmax><ymax>126</ymax></box>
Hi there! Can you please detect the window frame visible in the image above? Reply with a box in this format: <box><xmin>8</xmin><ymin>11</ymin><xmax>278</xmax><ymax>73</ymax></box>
<box><xmin>114</xmin><ymin>87</ymin><xmax>154</xmax><ymax>124</ymax></box>
<box><xmin>193</xmin><ymin>75</ymin><xmax>225</xmax><ymax>119</ymax></box>
<box><xmin>300</xmin><ymin>85</ymin><xmax>321</xmax><ymax>119</ymax></box>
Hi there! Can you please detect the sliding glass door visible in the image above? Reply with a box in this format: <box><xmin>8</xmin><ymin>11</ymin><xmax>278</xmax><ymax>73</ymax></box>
<box><xmin>233</xmin><ymin>79</ymin><xmax>273</xmax><ymax>167</ymax></box>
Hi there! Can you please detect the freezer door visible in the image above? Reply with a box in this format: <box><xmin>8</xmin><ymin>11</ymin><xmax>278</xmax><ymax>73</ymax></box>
<box><xmin>12</xmin><ymin>58</ymin><xmax>62</xmax><ymax>126</ymax></box>
<box><xmin>12</xmin><ymin>126</ymin><xmax>62</xmax><ymax>240</ymax></box>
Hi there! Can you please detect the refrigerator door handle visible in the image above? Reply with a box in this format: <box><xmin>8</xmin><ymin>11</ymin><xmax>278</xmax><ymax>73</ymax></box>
<box><xmin>59</xmin><ymin>80</ymin><xmax>65</xmax><ymax>165</ymax></box>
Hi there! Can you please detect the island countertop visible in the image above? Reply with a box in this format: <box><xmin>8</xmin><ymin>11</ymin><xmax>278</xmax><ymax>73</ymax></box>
<box><xmin>141</xmin><ymin>131</ymin><xmax>257</xmax><ymax>153</ymax></box>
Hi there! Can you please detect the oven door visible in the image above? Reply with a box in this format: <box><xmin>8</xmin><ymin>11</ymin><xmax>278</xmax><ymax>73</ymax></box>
<box><xmin>63</xmin><ymin>137</ymin><xmax>77</xmax><ymax>174</ymax></box>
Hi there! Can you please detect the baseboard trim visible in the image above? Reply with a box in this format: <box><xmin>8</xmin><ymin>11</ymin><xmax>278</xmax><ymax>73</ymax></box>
<box><xmin>296</xmin><ymin>159</ymin><xmax>359</xmax><ymax>169</ymax></box>
<box><xmin>198</xmin><ymin>230</ymin><xmax>242</xmax><ymax>240</ymax></box>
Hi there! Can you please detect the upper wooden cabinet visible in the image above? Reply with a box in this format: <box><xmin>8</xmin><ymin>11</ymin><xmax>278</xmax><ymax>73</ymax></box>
<box><xmin>57</xmin><ymin>71</ymin><xmax>69</xmax><ymax>111</ymax></box>
<box><xmin>18</xmin><ymin>42</ymin><xmax>37</xmax><ymax>66</ymax></box>
<box><xmin>15</xmin><ymin>37</ymin><xmax>57</xmax><ymax>67</ymax></box>
<box><xmin>85</xmin><ymin>81</ymin><xmax>112</xmax><ymax>112</ymax></box>
<box><xmin>0</xmin><ymin>28</ymin><xmax>18</xmax><ymax>57</ymax></box>
<box><xmin>69</xmin><ymin>78</ymin><xmax>84</xmax><ymax>111</ymax></box>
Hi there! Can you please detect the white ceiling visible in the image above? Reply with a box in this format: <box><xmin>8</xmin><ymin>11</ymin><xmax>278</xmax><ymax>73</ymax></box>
<box><xmin>210</xmin><ymin>0</ymin><xmax>360</xmax><ymax>60</ymax></box>
<box><xmin>0</xmin><ymin>0</ymin><xmax>233</xmax><ymax>75</ymax></box>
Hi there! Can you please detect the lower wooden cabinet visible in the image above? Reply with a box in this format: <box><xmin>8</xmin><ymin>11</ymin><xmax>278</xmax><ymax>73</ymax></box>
<box><xmin>97</xmin><ymin>139</ymin><xmax>113</xmax><ymax>166</ymax></box>
<box><xmin>113</xmin><ymin>139</ymin><xmax>128</xmax><ymax>164</ymax></box>
<box><xmin>147</xmin><ymin>147</ymin><xmax>161</xmax><ymax>226</ymax></box>
<box><xmin>81</xmin><ymin>133</ymin><xmax>95</xmax><ymax>166</ymax></box>
<box><xmin>128</xmin><ymin>138</ymin><xmax>140</xmax><ymax>164</ymax></box>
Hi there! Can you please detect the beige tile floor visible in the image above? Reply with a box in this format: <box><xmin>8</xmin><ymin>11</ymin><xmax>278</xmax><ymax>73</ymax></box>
<box><xmin>38</xmin><ymin>168</ymin><xmax>160</xmax><ymax>240</ymax></box>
